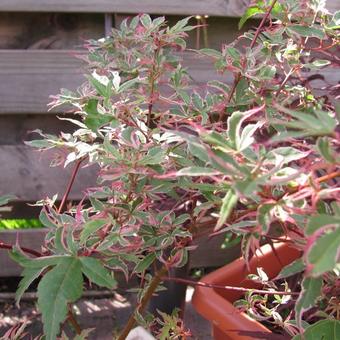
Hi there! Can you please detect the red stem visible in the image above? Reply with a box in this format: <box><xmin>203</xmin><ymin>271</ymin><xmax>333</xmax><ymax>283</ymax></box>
<box><xmin>161</xmin><ymin>276</ymin><xmax>299</xmax><ymax>296</ymax></box>
<box><xmin>58</xmin><ymin>158</ymin><xmax>84</xmax><ymax>214</ymax></box>
<box><xmin>250</xmin><ymin>0</ymin><xmax>278</xmax><ymax>49</ymax></box>
<box><xmin>0</xmin><ymin>242</ymin><xmax>41</xmax><ymax>257</ymax></box>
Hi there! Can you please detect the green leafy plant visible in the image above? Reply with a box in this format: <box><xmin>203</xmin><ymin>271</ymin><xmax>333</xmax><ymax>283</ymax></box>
<box><xmin>0</xmin><ymin>0</ymin><xmax>339</xmax><ymax>338</ymax></box>
<box><xmin>0</xmin><ymin>219</ymin><xmax>43</xmax><ymax>230</ymax></box>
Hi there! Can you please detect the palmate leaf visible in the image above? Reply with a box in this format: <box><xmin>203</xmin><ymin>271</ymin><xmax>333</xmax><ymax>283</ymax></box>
<box><xmin>38</xmin><ymin>257</ymin><xmax>83</xmax><ymax>340</ymax></box>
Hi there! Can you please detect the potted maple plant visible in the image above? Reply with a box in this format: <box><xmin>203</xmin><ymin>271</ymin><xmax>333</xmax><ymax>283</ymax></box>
<box><xmin>0</xmin><ymin>0</ymin><xmax>339</xmax><ymax>339</ymax></box>
<box><xmin>190</xmin><ymin>1</ymin><xmax>340</xmax><ymax>339</ymax></box>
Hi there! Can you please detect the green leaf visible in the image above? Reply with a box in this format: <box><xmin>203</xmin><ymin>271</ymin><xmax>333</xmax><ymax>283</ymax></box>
<box><xmin>134</xmin><ymin>253</ymin><xmax>156</xmax><ymax>273</ymax></box>
<box><xmin>86</xmin><ymin>75</ymin><xmax>107</xmax><ymax>97</ymax></box>
<box><xmin>176</xmin><ymin>167</ymin><xmax>220</xmax><ymax>177</ymax></box>
<box><xmin>292</xmin><ymin>319</ymin><xmax>340</xmax><ymax>340</ymax></box>
<box><xmin>170</xmin><ymin>16</ymin><xmax>194</xmax><ymax>33</ymax></box>
<box><xmin>25</xmin><ymin>139</ymin><xmax>54</xmax><ymax>149</ymax></box>
<box><xmin>215</xmin><ymin>189</ymin><xmax>238</xmax><ymax>231</ymax></box>
<box><xmin>84</xmin><ymin>99</ymin><xmax>115</xmax><ymax>131</ymax></box>
<box><xmin>317</xmin><ymin>137</ymin><xmax>336</xmax><ymax>163</ymax></box>
<box><xmin>80</xmin><ymin>219</ymin><xmax>107</xmax><ymax>244</ymax></box>
<box><xmin>140</xmin><ymin>14</ymin><xmax>152</xmax><ymax>28</ymax></box>
<box><xmin>39</xmin><ymin>210</ymin><xmax>58</xmax><ymax>228</ymax></box>
<box><xmin>16</xmin><ymin>267</ymin><xmax>44</xmax><ymax>306</ymax></box>
<box><xmin>227</xmin><ymin>111</ymin><xmax>243</xmax><ymax>149</ymax></box>
<box><xmin>9</xmin><ymin>247</ymin><xmax>67</xmax><ymax>269</ymax></box>
<box><xmin>187</xmin><ymin>142</ymin><xmax>210</xmax><ymax>163</ymax></box>
<box><xmin>238</xmin><ymin>123</ymin><xmax>261</xmax><ymax>151</ymax></box>
<box><xmin>118</xmin><ymin>77</ymin><xmax>140</xmax><ymax>93</ymax></box>
<box><xmin>295</xmin><ymin>277</ymin><xmax>323</xmax><ymax>330</ymax></box>
<box><xmin>307</xmin><ymin>227</ymin><xmax>340</xmax><ymax>276</ymax></box>
<box><xmin>257</xmin><ymin>203</ymin><xmax>276</xmax><ymax>233</ymax></box>
<box><xmin>326</xmin><ymin>11</ymin><xmax>340</xmax><ymax>30</ymax></box>
<box><xmin>0</xmin><ymin>194</ymin><xmax>16</xmax><ymax>206</ymax></box>
<box><xmin>80</xmin><ymin>257</ymin><xmax>117</xmax><ymax>289</ymax></box>
<box><xmin>265</xmin><ymin>147</ymin><xmax>309</xmax><ymax>165</ymax></box>
<box><xmin>288</xmin><ymin>25</ymin><xmax>325</xmax><ymax>39</ymax></box>
<box><xmin>307</xmin><ymin>214</ymin><xmax>340</xmax><ymax>235</ymax></box>
<box><xmin>38</xmin><ymin>257</ymin><xmax>83</xmax><ymax>340</ymax></box>
<box><xmin>235</xmin><ymin>78</ymin><xmax>248</xmax><ymax>104</ymax></box>
<box><xmin>199</xmin><ymin>48</ymin><xmax>222</xmax><ymax>58</ymax></box>
<box><xmin>277</xmin><ymin>258</ymin><xmax>305</xmax><ymax>279</ymax></box>
<box><xmin>239</xmin><ymin>6</ymin><xmax>264</xmax><ymax>29</ymax></box>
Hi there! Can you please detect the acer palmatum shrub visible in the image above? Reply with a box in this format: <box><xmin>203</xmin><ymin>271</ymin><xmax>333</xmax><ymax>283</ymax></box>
<box><xmin>1</xmin><ymin>0</ymin><xmax>339</xmax><ymax>339</ymax></box>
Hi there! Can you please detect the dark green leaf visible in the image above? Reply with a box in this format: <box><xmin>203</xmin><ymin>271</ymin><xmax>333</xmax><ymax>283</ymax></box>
<box><xmin>134</xmin><ymin>253</ymin><xmax>156</xmax><ymax>273</ymax></box>
<box><xmin>38</xmin><ymin>257</ymin><xmax>83</xmax><ymax>340</ymax></box>
<box><xmin>16</xmin><ymin>267</ymin><xmax>44</xmax><ymax>306</ymax></box>
<box><xmin>80</xmin><ymin>219</ymin><xmax>107</xmax><ymax>244</ymax></box>
<box><xmin>239</xmin><ymin>6</ymin><xmax>265</xmax><ymax>29</ymax></box>
<box><xmin>307</xmin><ymin>227</ymin><xmax>340</xmax><ymax>276</ymax></box>
<box><xmin>295</xmin><ymin>277</ymin><xmax>323</xmax><ymax>330</ymax></box>
<box><xmin>215</xmin><ymin>189</ymin><xmax>238</xmax><ymax>231</ymax></box>
<box><xmin>307</xmin><ymin>214</ymin><xmax>340</xmax><ymax>235</ymax></box>
<box><xmin>80</xmin><ymin>257</ymin><xmax>117</xmax><ymax>289</ymax></box>
<box><xmin>277</xmin><ymin>258</ymin><xmax>305</xmax><ymax>279</ymax></box>
<box><xmin>292</xmin><ymin>319</ymin><xmax>340</xmax><ymax>340</ymax></box>
<box><xmin>317</xmin><ymin>137</ymin><xmax>336</xmax><ymax>163</ymax></box>
<box><xmin>288</xmin><ymin>25</ymin><xmax>325</xmax><ymax>39</ymax></box>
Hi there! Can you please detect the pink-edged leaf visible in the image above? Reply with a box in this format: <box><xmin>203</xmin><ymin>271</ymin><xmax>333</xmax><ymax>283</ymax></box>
<box><xmin>295</xmin><ymin>277</ymin><xmax>322</xmax><ymax>331</ymax></box>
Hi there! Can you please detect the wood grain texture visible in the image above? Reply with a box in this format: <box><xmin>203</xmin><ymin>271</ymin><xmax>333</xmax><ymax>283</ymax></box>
<box><xmin>0</xmin><ymin>12</ymin><xmax>104</xmax><ymax>49</ymax></box>
<box><xmin>0</xmin><ymin>0</ymin><xmax>338</xmax><ymax>15</ymax></box>
<box><xmin>0</xmin><ymin>50</ymin><xmax>226</xmax><ymax>113</ymax></box>
<box><xmin>0</xmin><ymin>0</ymin><xmax>250</xmax><ymax>16</ymax></box>
<box><xmin>0</xmin><ymin>229</ymin><xmax>46</xmax><ymax>277</ymax></box>
<box><xmin>0</xmin><ymin>48</ymin><xmax>338</xmax><ymax>114</ymax></box>
<box><xmin>0</xmin><ymin>145</ymin><xmax>98</xmax><ymax>201</ymax></box>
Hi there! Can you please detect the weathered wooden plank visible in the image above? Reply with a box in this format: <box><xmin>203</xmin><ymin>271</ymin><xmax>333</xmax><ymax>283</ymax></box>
<box><xmin>0</xmin><ymin>0</ymin><xmax>338</xmax><ymax>15</ymax></box>
<box><xmin>0</xmin><ymin>229</ymin><xmax>46</xmax><ymax>277</ymax></box>
<box><xmin>0</xmin><ymin>49</ymin><xmax>338</xmax><ymax>114</ymax></box>
<box><xmin>0</xmin><ymin>145</ymin><xmax>98</xmax><ymax>201</ymax></box>
<box><xmin>0</xmin><ymin>114</ymin><xmax>76</xmax><ymax>145</ymax></box>
<box><xmin>0</xmin><ymin>50</ymin><xmax>226</xmax><ymax>113</ymax></box>
<box><xmin>0</xmin><ymin>0</ymin><xmax>250</xmax><ymax>16</ymax></box>
<box><xmin>0</xmin><ymin>12</ymin><xmax>104</xmax><ymax>49</ymax></box>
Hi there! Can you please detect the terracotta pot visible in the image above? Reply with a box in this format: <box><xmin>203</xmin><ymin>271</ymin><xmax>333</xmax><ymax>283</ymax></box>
<box><xmin>192</xmin><ymin>242</ymin><xmax>301</xmax><ymax>340</ymax></box>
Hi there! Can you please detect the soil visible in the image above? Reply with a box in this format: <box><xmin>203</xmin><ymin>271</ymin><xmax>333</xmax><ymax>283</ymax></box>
<box><xmin>0</xmin><ymin>277</ymin><xmax>212</xmax><ymax>339</ymax></box>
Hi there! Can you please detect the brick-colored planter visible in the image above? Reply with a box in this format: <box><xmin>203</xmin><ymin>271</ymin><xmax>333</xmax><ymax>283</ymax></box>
<box><xmin>192</xmin><ymin>242</ymin><xmax>301</xmax><ymax>340</ymax></box>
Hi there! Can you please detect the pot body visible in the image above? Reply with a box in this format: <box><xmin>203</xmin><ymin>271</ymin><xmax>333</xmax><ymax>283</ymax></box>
<box><xmin>192</xmin><ymin>242</ymin><xmax>301</xmax><ymax>340</ymax></box>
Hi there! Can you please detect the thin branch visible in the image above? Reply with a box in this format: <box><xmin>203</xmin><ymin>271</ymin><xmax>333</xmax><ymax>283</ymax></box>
<box><xmin>0</xmin><ymin>241</ymin><xmax>41</xmax><ymax>257</ymax></box>
<box><xmin>250</xmin><ymin>0</ymin><xmax>278</xmax><ymax>49</ymax></box>
<box><xmin>58</xmin><ymin>158</ymin><xmax>84</xmax><ymax>214</ymax></box>
<box><xmin>220</xmin><ymin>0</ymin><xmax>277</xmax><ymax>121</ymax></box>
<box><xmin>117</xmin><ymin>266</ymin><xmax>168</xmax><ymax>340</ymax></box>
<box><xmin>161</xmin><ymin>276</ymin><xmax>299</xmax><ymax>296</ymax></box>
